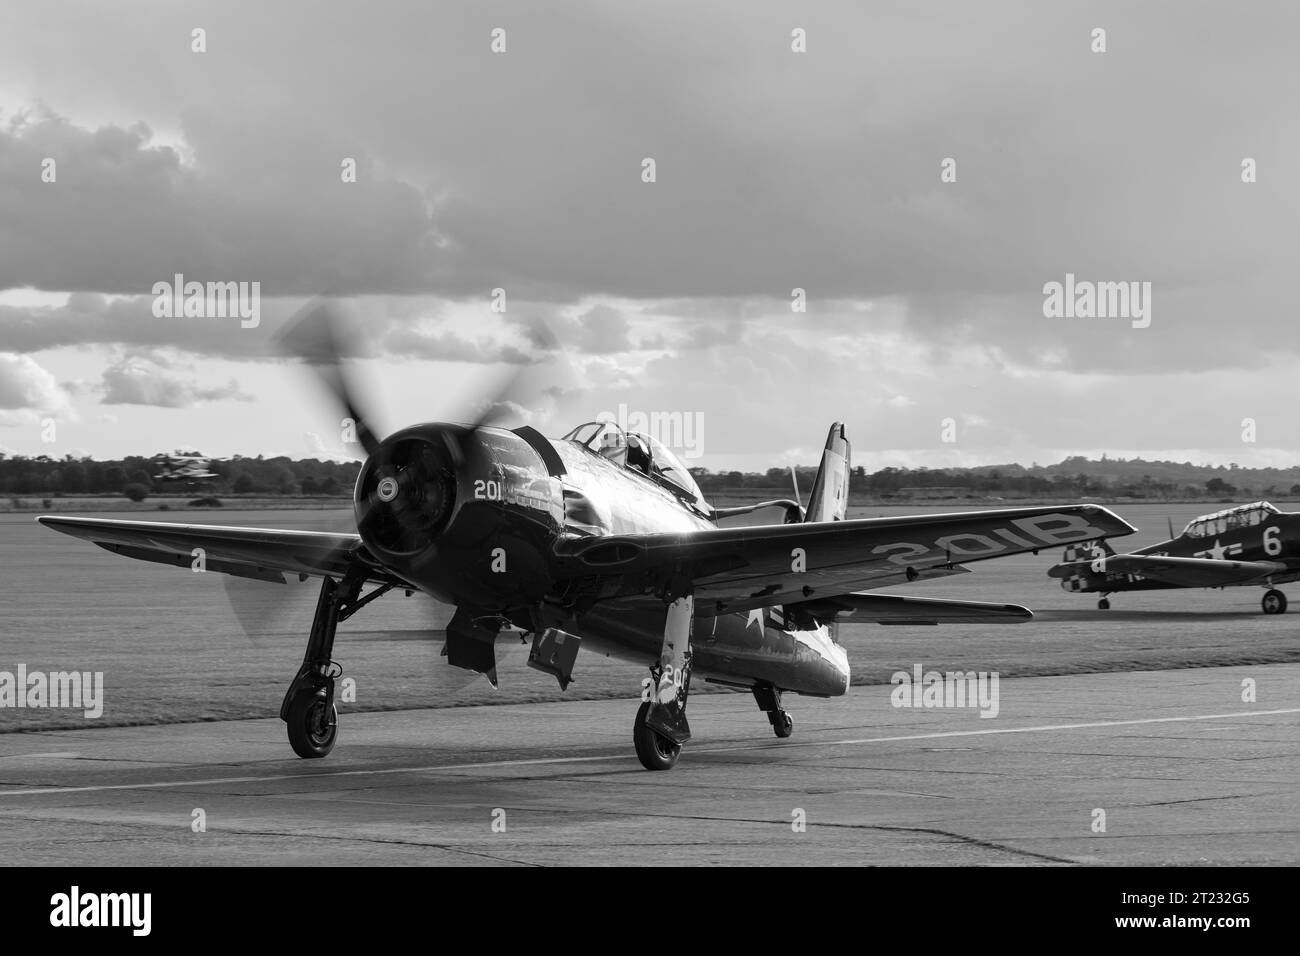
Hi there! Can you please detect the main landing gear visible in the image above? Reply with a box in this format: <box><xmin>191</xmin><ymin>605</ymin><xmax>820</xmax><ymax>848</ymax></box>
<box><xmin>1262</xmin><ymin>589</ymin><xmax>1288</xmax><ymax>615</ymax></box>
<box><xmin>634</xmin><ymin>583</ymin><xmax>694</xmax><ymax>771</ymax></box>
<box><xmin>281</xmin><ymin>566</ymin><xmax>389</xmax><ymax>759</ymax></box>
<box><xmin>633</xmin><ymin>700</ymin><xmax>682</xmax><ymax>771</ymax></box>
<box><xmin>753</xmin><ymin>683</ymin><xmax>793</xmax><ymax>739</ymax></box>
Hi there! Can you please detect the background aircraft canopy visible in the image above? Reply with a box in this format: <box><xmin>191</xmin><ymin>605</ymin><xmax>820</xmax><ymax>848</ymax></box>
<box><xmin>1181</xmin><ymin>501</ymin><xmax>1279</xmax><ymax>538</ymax></box>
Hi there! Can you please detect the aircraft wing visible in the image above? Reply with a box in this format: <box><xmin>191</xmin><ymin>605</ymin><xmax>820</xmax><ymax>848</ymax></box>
<box><xmin>36</xmin><ymin>516</ymin><xmax>392</xmax><ymax>584</ymax></box>
<box><xmin>556</xmin><ymin>504</ymin><xmax>1135</xmax><ymax>615</ymax></box>
<box><xmin>1052</xmin><ymin>553</ymin><xmax>1289</xmax><ymax>588</ymax></box>
<box><xmin>795</xmin><ymin>592</ymin><xmax>1033</xmax><ymax>625</ymax></box>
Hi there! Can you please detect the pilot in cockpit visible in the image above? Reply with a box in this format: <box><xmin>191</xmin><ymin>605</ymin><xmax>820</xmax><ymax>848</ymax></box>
<box><xmin>626</xmin><ymin>434</ymin><xmax>652</xmax><ymax>475</ymax></box>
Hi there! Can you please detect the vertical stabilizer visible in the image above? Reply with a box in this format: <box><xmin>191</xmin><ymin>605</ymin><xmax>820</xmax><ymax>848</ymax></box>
<box><xmin>805</xmin><ymin>423</ymin><xmax>850</xmax><ymax>523</ymax></box>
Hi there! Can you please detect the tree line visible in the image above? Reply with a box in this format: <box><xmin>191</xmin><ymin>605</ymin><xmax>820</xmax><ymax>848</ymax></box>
<box><xmin>5</xmin><ymin>451</ymin><xmax>1300</xmax><ymax>503</ymax></box>
<box><xmin>688</xmin><ymin>462</ymin><xmax>1300</xmax><ymax>500</ymax></box>
<box><xmin>0</xmin><ymin>454</ymin><xmax>361</xmax><ymax>499</ymax></box>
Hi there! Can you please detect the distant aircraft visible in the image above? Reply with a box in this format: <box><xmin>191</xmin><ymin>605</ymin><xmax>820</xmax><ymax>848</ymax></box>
<box><xmin>151</xmin><ymin>450</ymin><xmax>219</xmax><ymax>482</ymax></box>
<box><xmin>1048</xmin><ymin>500</ymin><xmax>1299</xmax><ymax>614</ymax></box>
<box><xmin>38</xmin><ymin>305</ymin><xmax>1136</xmax><ymax>771</ymax></box>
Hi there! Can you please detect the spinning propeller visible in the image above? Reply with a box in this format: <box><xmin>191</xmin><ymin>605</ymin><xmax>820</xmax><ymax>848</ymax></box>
<box><xmin>223</xmin><ymin>298</ymin><xmax>565</xmax><ymax>646</ymax></box>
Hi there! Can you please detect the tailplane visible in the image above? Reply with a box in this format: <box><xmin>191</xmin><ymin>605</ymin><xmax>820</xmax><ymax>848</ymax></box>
<box><xmin>805</xmin><ymin>423</ymin><xmax>850</xmax><ymax>523</ymax></box>
<box><xmin>1061</xmin><ymin>538</ymin><xmax>1115</xmax><ymax>565</ymax></box>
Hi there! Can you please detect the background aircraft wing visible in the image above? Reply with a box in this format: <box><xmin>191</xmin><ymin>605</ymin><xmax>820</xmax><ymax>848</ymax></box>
<box><xmin>557</xmin><ymin>504</ymin><xmax>1135</xmax><ymax>615</ymax></box>
<box><xmin>795</xmin><ymin>592</ymin><xmax>1033</xmax><ymax>625</ymax></box>
<box><xmin>1055</xmin><ymin>553</ymin><xmax>1289</xmax><ymax>588</ymax></box>
<box><xmin>37</xmin><ymin>516</ymin><xmax>393</xmax><ymax>584</ymax></box>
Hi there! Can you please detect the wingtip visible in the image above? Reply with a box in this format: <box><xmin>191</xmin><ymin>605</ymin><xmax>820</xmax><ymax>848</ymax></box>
<box><xmin>1081</xmin><ymin>503</ymin><xmax>1138</xmax><ymax>537</ymax></box>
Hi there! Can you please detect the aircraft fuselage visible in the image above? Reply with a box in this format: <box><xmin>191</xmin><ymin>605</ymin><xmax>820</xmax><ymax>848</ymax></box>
<box><xmin>356</xmin><ymin>424</ymin><xmax>850</xmax><ymax>698</ymax></box>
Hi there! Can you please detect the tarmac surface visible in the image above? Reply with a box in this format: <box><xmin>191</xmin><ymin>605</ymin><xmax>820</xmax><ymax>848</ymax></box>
<box><xmin>1</xmin><ymin>663</ymin><xmax>1296</xmax><ymax>866</ymax></box>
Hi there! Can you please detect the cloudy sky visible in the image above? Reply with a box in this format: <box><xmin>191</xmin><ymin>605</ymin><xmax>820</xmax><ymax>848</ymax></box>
<box><xmin>1</xmin><ymin>0</ymin><xmax>1297</xmax><ymax>472</ymax></box>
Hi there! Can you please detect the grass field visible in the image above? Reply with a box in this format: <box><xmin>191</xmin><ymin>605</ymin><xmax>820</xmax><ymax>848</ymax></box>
<box><xmin>3</xmin><ymin>502</ymin><xmax>1298</xmax><ymax>733</ymax></box>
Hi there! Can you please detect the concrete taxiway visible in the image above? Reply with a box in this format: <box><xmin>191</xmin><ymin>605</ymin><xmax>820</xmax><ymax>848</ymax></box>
<box><xmin>1</xmin><ymin>663</ymin><xmax>1297</xmax><ymax>866</ymax></box>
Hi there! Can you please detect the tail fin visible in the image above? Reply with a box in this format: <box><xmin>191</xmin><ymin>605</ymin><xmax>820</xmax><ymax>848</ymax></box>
<box><xmin>805</xmin><ymin>423</ymin><xmax>850</xmax><ymax>523</ymax></box>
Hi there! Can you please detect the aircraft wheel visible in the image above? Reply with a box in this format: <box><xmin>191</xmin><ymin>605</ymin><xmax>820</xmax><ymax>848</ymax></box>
<box><xmin>286</xmin><ymin>691</ymin><xmax>338</xmax><ymax>759</ymax></box>
<box><xmin>1262</xmin><ymin>589</ymin><xmax>1287</xmax><ymax>615</ymax></box>
<box><xmin>773</xmin><ymin>712</ymin><xmax>794</xmax><ymax>739</ymax></box>
<box><xmin>1098</xmin><ymin>598</ymin><xmax>1111</xmax><ymax>611</ymax></box>
<box><xmin>633</xmin><ymin>701</ymin><xmax>681</xmax><ymax>771</ymax></box>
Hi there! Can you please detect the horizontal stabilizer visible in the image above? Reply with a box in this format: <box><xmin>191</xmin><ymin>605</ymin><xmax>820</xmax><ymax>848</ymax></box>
<box><xmin>1061</xmin><ymin>538</ymin><xmax>1114</xmax><ymax>563</ymax></box>
<box><xmin>794</xmin><ymin>592</ymin><xmax>1032</xmax><ymax>625</ymax></box>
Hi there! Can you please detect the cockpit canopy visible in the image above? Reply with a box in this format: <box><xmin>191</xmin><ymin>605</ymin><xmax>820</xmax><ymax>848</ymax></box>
<box><xmin>1181</xmin><ymin>501</ymin><xmax>1279</xmax><ymax>539</ymax></box>
<box><xmin>561</xmin><ymin>421</ymin><xmax>704</xmax><ymax>503</ymax></box>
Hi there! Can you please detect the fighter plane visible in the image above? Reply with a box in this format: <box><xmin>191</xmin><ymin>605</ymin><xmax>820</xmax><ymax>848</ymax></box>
<box><xmin>151</xmin><ymin>450</ymin><xmax>220</xmax><ymax>482</ymax></box>
<box><xmin>38</xmin><ymin>307</ymin><xmax>1136</xmax><ymax>771</ymax></box>
<box><xmin>1048</xmin><ymin>500</ymin><xmax>1300</xmax><ymax>614</ymax></box>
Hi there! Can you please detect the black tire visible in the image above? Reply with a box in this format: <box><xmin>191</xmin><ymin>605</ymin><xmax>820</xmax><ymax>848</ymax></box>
<box><xmin>633</xmin><ymin>701</ymin><xmax>681</xmax><ymax>771</ymax></box>
<box><xmin>1098</xmin><ymin>598</ymin><xmax>1111</xmax><ymax>611</ymax></box>
<box><xmin>773</xmin><ymin>712</ymin><xmax>793</xmax><ymax>739</ymax></box>
<box><xmin>1262</xmin><ymin>589</ymin><xmax>1287</xmax><ymax>615</ymax></box>
<box><xmin>286</xmin><ymin>691</ymin><xmax>338</xmax><ymax>759</ymax></box>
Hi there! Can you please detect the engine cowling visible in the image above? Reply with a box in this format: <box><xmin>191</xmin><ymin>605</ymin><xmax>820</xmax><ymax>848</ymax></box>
<box><xmin>354</xmin><ymin>424</ymin><xmax>566</xmax><ymax>609</ymax></box>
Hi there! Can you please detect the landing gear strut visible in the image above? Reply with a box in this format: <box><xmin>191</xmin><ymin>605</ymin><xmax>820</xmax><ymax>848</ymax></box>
<box><xmin>280</xmin><ymin>566</ymin><xmax>376</xmax><ymax>759</ymax></box>
<box><xmin>1262</xmin><ymin>589</ymin><xmax>1288</xmax><ymax>615</ymax></box>
<box><xmin>753</xmin><ymin>683</ymin><xmax>793</xmax><ymax>739</ymax></box>
<box><xmin>634</xmin><ymin>582</ymin><xmax>693</xmax><ymax>771</ymax></box>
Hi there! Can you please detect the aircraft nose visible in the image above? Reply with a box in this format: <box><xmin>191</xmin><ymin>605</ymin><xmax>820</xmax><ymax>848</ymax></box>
<box><xmin>355</xmin><ymin>429</ymin><xmax>461</xmax><ymax>558</ymax></box>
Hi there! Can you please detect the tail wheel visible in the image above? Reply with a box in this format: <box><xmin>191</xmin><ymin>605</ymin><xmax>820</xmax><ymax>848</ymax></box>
<box><xmin>1098</xmin><ymin>598</ymin><xmax>1111</xmax><ymax>611</ymax></box>
<box><xmin>633</xmin><ymin>701</ymin><xmax>681</xmax><ymax>771</ymax></box>
<box><xmin>286</xmin><ymin>691</ymin><xmax>338</xmax><ymax>759</ymax></box>
<box><xmin>1262</xmin><ymin>589</ymin><xmax>1287</xmax><ymax>615</ymax></box>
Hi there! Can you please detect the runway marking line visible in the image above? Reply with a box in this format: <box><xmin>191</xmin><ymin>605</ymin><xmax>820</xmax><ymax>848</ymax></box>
<box><xmin>0</xmin><ymin>707</ymin><xmax>1295</xmax><ymax>798</ymax></box>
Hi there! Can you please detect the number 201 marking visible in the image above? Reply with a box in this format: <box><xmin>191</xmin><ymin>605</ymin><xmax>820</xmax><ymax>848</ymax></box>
<box><xmin>474</xmin><ymin>479</ymin><xmax>503</xmax><ymax>501</ymax></box>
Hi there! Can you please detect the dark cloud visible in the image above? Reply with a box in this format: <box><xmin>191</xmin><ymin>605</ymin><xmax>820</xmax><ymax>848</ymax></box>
<box><xmin>0</xmin><ymin>1</ymin><xmax>1297</xmax><ymax>462</ymax></box>
<box><xmin>0</xmin><ymin>108</ymin><xmax>439</xmax><ymax>296</ymax></box>
<box><xmin>0</xmin><ymin>1</ymin><xmax>1293</xmax><ymax>314</ymax></box>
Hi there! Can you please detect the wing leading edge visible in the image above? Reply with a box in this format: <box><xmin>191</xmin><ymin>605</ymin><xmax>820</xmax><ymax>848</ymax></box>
<box><xmin>36</xmin><ymin>515</ymin><xmax>392</xmax><ymax>584</ymax></box>
<box><xmin>556</xmin><ymin>504</ymin><xmax>1137</xmax><ymax>614</ymax></box>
